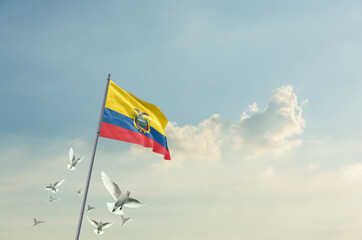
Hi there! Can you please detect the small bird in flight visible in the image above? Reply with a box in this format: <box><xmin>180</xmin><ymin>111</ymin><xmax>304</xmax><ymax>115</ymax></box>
<box><xmin>45</xmin><ymin>179</ymin><xmax>65</xmax><ymax>193</ymax></box>
<box><xmin>47</xmin><ymin>195</ymin><xmax>60</xmax><ymax>203</ymax></box>
<box><xmin>75</xmin><ymin>188</ymin><xmax>82</xmax><ymax>196</ymax></box>
<box><xmin>68</xmin><ymin>147</ymin><xmax>85</xmax><ymax>171</ymax></box>
<box><xmin>32</xmin><ymin>217</ymin><xmax>45</xmax><ymax>227</ymax></box>
<box><xmin>121</xmin><ymin>215</ymin><xmax>131</xmax><ymax>226</ymax></box>
<box><xmin>87</xmin><ymin>217</ymin><xmax>114</xmax><ymax>235</ymax></box>
<box><xmin>87</xmin><ymin>204</ymin><xmax>96</xmax><ymax>212</ymax></box>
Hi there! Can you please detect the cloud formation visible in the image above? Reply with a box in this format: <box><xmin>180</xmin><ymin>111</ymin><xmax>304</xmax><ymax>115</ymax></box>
<box><xmin>165</xmin><ymin>85</ymin><xmax>306</xmax><ymax>164</ymax></box>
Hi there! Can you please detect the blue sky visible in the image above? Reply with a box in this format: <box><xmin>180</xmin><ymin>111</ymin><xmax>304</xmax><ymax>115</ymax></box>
<box><xmin>2</xmin><ymin>1</ymin><xmax>362</xmax><ymax>239</ymax></box>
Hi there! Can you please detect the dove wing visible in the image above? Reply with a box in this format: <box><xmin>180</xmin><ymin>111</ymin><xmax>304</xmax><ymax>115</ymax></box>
<box><xmin>87</xmin><ymin>217</ymin><xmax>98</xmax><ymax>227</ymax></box>
<box><xmin>87</xmin><ymin>205</ymin><xmax>95</xmax><ymax>211</ymax></box>
<box><xmin>102</xmin><ymin>222</ymin><xmax>114</xmax><ymax>229</ymax></box>
<box><xmin>54</xmin><ymin>179</ymin><xmax>65</xmax><ymax>187</ymax></box>
<box><xmin>124</xmin><ymin>197</ymin><xmax>144</xmax><ymax>208</ymax></box>
<box><xmin>101</xmin><ymin>171</ymin><xmax>122</xmax><ymax>200</ymax></box>
<box><xmin>69</xmin><ymin>148</ymin><xmax>75</xmax><ymax>163</ymax></box>
<box><xmin>78</xmin><ymin>156</ymin><xmax>85</xmax><ymax>163</ymax></box>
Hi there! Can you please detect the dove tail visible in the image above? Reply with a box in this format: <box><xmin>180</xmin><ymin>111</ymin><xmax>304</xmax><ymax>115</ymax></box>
<box><xmin>67</xmin><ymin>164</ymin><xmax>75</xmax><ymax>171</ymax></box>
<box><xmin>94</xmin><ymin>229</ymin><xmax>104</xmax><ymax>235</ymax></box>
<box><xmin>106</xmin><ymin>203</ymin><xmax>124</xmax><ymax>215</ymax></box>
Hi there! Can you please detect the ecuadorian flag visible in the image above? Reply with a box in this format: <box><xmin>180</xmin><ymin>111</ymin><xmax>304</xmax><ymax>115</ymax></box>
<box><xmin>100</xmin><ymin>80</ymin><xmax>171</xmax><ymax>160</ymax></box>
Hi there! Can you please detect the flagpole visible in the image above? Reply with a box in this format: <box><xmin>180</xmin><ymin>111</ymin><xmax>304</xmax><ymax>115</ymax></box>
<box><xmin>74</xmin><ymin>74</ymin><xmax>111</xmax><ymax>240</ymax></box>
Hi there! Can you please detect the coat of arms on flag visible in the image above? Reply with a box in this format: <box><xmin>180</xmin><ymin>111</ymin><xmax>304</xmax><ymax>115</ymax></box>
<box><xmin>133</xmin><ymin>108</ymin><xmax>151</xmax><ymax>134</ymax></box>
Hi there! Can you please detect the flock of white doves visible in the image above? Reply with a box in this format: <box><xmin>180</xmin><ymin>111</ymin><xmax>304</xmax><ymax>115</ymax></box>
<box><xmin>32</xmin><ymin>147</ymin><xmax>145</xmax><ymax>235</ymax></box>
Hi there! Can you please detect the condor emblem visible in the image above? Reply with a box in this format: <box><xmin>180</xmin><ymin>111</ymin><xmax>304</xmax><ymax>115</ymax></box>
<box><xmin>133</xmin><ymin>108</ymin><xmax>151</xmax><ymax>134</ymax></box>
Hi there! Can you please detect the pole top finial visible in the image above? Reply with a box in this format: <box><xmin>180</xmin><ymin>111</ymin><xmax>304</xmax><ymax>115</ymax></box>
<box><xmin>107</xmin><ymin>74</ymin><xmax>111</xmax><ymax>80</ymax></box>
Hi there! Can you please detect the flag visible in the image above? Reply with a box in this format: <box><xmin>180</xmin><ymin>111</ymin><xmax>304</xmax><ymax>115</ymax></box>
<box><xmin>99</xmin><ymin>80</ymin><xmax>171</xmax><ymax>160</ymax></box>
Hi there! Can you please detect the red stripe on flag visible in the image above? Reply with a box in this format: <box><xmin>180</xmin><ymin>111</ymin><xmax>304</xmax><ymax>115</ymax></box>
<box><xmin>100</xmin><ymin>122</ymin><xmax>171</xmax><ymax>160</ymax></box>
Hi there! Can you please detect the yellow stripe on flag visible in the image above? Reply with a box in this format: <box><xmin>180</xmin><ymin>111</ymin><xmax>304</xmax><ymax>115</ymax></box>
<box><xmin>105</xmin><ymin>81</ymin><xmax>168</xmax><ymax>136</ymax></box>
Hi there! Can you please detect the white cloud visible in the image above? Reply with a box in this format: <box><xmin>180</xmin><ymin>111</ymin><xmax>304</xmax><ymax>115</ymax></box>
<box><xmin>165</xmin><ymin>114</ymin><xmax>225</xmax><ymax>164</ymax></box>
<box><xmin>308</xmin><ymin>162</ymin><xmax>320</xmax><ymax>171</ymax></box>
<box><xmin>340</xmin><ymin>163</ymin><xmax>362</xmax><ymax>180</ymax></box>
<box><xmin>263</xmin><ymin>166</ymin><xmax>276</xmax><ymax>177</ymax></box>
<box><xmin>237</xmin><ymin>86</ymin><xmax>306</xmax><ymax>154</ymax></box>
<box><xmin>163</xmin><ymin>85</ymin><xmax>306</xmax><ymax>165</ymax></box>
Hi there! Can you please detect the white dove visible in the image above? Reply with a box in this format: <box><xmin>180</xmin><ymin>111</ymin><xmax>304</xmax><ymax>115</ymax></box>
<box><xmin>121</xmin><ymin>215</ymin><xmax>131</xmax><ymax>226</ymax></box>
<box><xmin>76</xmin><ymin>188</ymin><xmax>82</xmax><ymax>196</ymax></box>
<box><xmin>67</xmin><ymin>147</ymin><xmax>85</xmax><ymax>171</ymax></box>
<box><xmin>87</xmin><ymin>204</ymin><xmax>96</xmax><ymax>212</ymax></box>
<box><xmin>87</xmin><ymin>217</ymin><xmax>114</xmax><ymax>235</ymax></box>
<box><xmin>45</xmin><ymin>179</ymin><xmax>65</xmax><ymax>193</ymax></box>
<box><xmin>32</xmin><ymin>217</ymin><xmax>45</xmax><ymax>227</ymax></box>
<box><xmin>101</xmin><ymin>171</ymin><xmax>145</xmax><ymax>215</ymax></box>
<box><xmin>48</xmin><ymin>195</ymin><xmax>60</xmax><ymax>203</ymax></box>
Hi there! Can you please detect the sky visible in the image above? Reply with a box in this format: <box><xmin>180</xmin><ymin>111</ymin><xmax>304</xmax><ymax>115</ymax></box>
<box><xmin>1</xmin><ymin>0</ymin><xmax>362</xmax><ymax>239</ymax></box>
